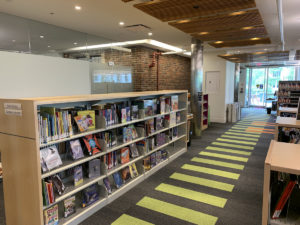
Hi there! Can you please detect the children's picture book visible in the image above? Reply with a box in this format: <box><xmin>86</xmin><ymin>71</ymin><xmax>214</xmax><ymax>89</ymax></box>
<box><xmin>121</xmin><ymin>108</ymin><xmax>127</xmax><ymax>123</ymax></box>
<box><xmin>88</xmin><ymin>159</ymin><xmax>101</xmax><ymax>178</ymax></box>
<box><xmin>126</xmin><ymin>107</ymin><xmax>131</xmax><ymax>122</ymax></box>
<box><xmin>82</xmin><ymin>184</ymin><xmax>99</xmax><ymax>208</ymax></box>
<box><xmin>171</xmin><ymin>95</ymin><xmax>179</xmax><ymax>111</ymax></box>
<box><xmin>120</xmin><ymin>147</ymin><xmax>130</xmax><ymax>164</ymax></box>
<box><xmin>144</xmin><ymin>99</ymin><xmax>154</xmax><ymax>117</ymax></box>
<box><xmin>77</xmin><ymin>110</ymin><xmax>96</xmax><ymax>130</ymax></box>
<box><xmin>123</xmin><ymin>125</ymin><xmax>138</xmax><ymax>143</ymax></box>
<box><xmin>136</xmin><ymin>140</ymin><xmax>148</xmax><ymax>153</ymax></box>
<box><xmin>129</xmin><ymin>143</ymin><xmax>139</xmax><ymax>158</ymax></box>
<box><xmin>63</xmin><ymin>196</ymin><xmax>76</xmax><ymax>218</ymax></box>
<box><xmin>129</xmin><ymin>163</ymin><xmax>139</xmax><ymax>178</ymax></box>
<box><xmin>160</xmin><ymin>97</ymin><xmax>166</xmax><ymax>114</ymax></box>
<box><xmin>40</xmin><ymin>145</ymin><xmax>63</xmax><ymax>172</ymax></box>
<box><xmin>83</xmin><ymin>135</ymin><xmax>101</xmax><ymax>155</ymax></box>
<box><xmin>74</xmin><ymin>166</ymin><xmax>83</xmax><ymax>186</ymax></box>
<box><xmin>103</xmin><ymin>177</ymin><xmax>112</xmax><ymax>194</ymax></box>
<box><xmin>143</xmin><ymin>156</ymin><xmax>151</xmax><ymax>171</ymax></box>
<box><xmin>121</xmin><ymin>167</ymin><xmax>131</xmax><ymax>181</ymax></box>
<box><xmin>43</xmin><ymin>204</ymin><xmax>59</xmax><ymax>225</ymax></box>
<box><xmin>69</xmin><ymin>139</ymin><xmax>84</xmax><ymax>160</ymax></box>
<box><xmin>113</xmin><ymin>172</ymin><xmax>123</xmax><ymax>188</ymax></box>
<box><xmin>74</xmin><ymin>115</ymin><xmax>89</xmax><ymax>132</ymax></box>
<box><xmin>51</xmin><ymin>174</ymin><xmax>65</xmax><ymax>196</ymax></box>
<box><xmin>131</xmin><ymin>105</ymin><xmax>139</xmax><ymax>120</ymax></box>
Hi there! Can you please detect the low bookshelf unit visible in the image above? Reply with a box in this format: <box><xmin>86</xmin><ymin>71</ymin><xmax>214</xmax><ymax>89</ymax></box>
<box><xmin>0</xmin><ymin>90</ymin><xmax>188</xmax><ymax>225</ymax></box>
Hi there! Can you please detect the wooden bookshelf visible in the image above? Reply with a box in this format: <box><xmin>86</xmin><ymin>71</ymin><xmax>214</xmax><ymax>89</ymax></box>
<box><xmin>0</xmin><ymin>90</ymin><xmax>188</xmax><ymax>225</ymax></box>
<box><xmin>262</xmin><ymin>140</ymin><xmax>300</xmax><ymax>225</ymax></box>
<box><xmin>275</xmin><ymin>116</ymin><xmax>300</xmax><ymax>140</ymax></box>
<box><xmin>277</xmin><ymin>107</ymin><xmax>297</xmax><ymax>117</ymax></box>
<box><xmin>277</xmin><ymin>81</ymin><xmax>300</xmax><ymax>109</ymax></box>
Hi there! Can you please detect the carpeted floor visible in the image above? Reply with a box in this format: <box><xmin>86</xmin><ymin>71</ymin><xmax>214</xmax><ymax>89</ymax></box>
<box><xmin>0</xmin><ymin>108</ymin><xmax>276</xmax><ymax>225</ymax></box>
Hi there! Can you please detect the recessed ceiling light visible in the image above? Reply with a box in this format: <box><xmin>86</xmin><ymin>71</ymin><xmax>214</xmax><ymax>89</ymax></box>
<box><xmin>119</xmin><ymin>21</ymin><xmax>125</xmax><ymax>26</ymax></box>
<box><xmin>75</xmin><ymin>5</ymin><xmax>82</xmax><ymax>10</ymax></box>
<box><xmin>48</xmin><ymin>45</ymin><xmax>51</xmax><ymax>48</ymax></box>
<box><xmin>74</xmin><ymin>42</ymin><xmax>78</xmax><ymax>45</ymax></box>
<box><xmin>250</xmin><ymin>37</ymin><xmax>260</xmax><ymax>41</ymax></box>
<box><xmin>40</xmin><ymin>35</ymin><xmax>44</xmax><ymax>38</ymax></box>
<box><xmin>215</xmin><ymin>41</ymin><xmax>224</xmax><ymax>44</ymax></box>
<box><xmin>178</xmin><ymin>19</ymin><xmax>191</xmax><ymax>24</ymax></box>
<box><xmin>241</xmin><ymin>26</ymin><xmax>254</xmax><ymax>30</ymax></box>
<box><xmin>230</xmin><ymin>11</ymin><xmax>246</xmax><ymax>16</ymax></box>
<box><xmin>199</xmin><ymin>32</ymin><xmax>209</xmax><ymax>35</ymax></box>
<box><xmin>12</xmin><ymin>40</ymin><xmax>16</xmax><ymax>42</ymax></box>
<box><xmin>148</xmin><ymin>32</ymin><xmax>153</xmax><ymax>36</ymax></box>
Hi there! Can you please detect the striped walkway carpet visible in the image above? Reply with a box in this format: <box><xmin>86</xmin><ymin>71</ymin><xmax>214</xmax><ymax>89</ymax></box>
<box><xmin>80</xmin><ymin>108</ymin><xmax>275</xmax><ymax>225</ymax></box>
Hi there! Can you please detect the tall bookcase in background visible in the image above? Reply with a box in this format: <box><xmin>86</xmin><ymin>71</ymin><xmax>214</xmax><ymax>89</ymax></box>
<box><xmin>0</xmin><ymin>90</ymin><xmax>188</xmax><ymax>225</ymax></box>
<box><xmin>277</xmin><ymin>81</ymin><xmax>300</xmax><ymax>110</ymax></box>
<box><xmin>201</xmin><ymin>94</ymin><xmax>209</xmax><ymax>130</ymax></box>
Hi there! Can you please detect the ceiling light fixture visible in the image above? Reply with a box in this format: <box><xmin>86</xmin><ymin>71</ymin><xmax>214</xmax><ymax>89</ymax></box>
<box><xmin>119</xmin><ymin>21</ymin><xmax>125</xmax><ymax>26</ymax></box>
<box><xmin>48</xmin><ymin>45</ymin><xmax>51</xmax><ymax>48</ymax></box>
<box><xmin>199</xmin><ymin>32</ymin><xmax>209</xmax><ymax>35</ymax></box>
<box><xmin>230</xmin><ymin>11</ymin><xmax>246</xmax><ymax>16</ymax></box>
<box><xmin>75</xmin><ymin>5</ymin><xmax>82</xmax><ymax>10</ymax></box>
<box><xmin>12</xmin><ymin>40</ymin><xmax>16</xmax><ymax>42</ymax></box>
<box><xmin>250</xmin><ymin>37</ymin><xmax>260</xmax><ymax>41</ymax></box>
<box><xmin>148</xmin><ymin>32</ymin><xmax>153</xmax><ymax>36</ymax></box>
<box><xmin>40</xmin><ymin>35</ymin><xmax>44</xmax><ymax>38</ymax></box>
<box><xmin>241</xmin><ymin>26</ymin><xmax>254</xmax><ymax>30</ymax></box>
<box><xmin>74</xmin><ymin>42</ymin><xmax>78</xmax><ymax>45</ymax></box>
<box><xmin>178</xmin><ymin>19</ymin><xmax>191</xmax><ymax>24</ymax></box>
<box><xmin>215</xmin><ymin>41</ymin><xmax>224</xmax><ymax>44</ymax></box>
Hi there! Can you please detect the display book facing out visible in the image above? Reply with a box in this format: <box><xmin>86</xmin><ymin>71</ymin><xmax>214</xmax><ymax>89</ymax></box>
<box><xmin>262</xmin><ymin>140</ymin><xmax>300</xmax><ymax>225</ymax></box>
<box><xmin>0</xmin><ymin>90</ymin><xmax>188</xmax><ymax>225</ymax></box>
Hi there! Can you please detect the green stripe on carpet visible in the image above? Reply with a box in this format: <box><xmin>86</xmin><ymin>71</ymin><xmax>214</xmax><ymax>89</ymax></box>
<box><xmin>155</xmin><ymin>183</ymin><xmax>227</xmax><ymax>208</ymax></box>
<box><xmin>231</xmin><ymin>127</ymin><xmax>248</xmax><ymax>130</ymax></box>
<box><xmin>206</xmin><ymin>146</ymin><xmax>251</xmax><ymax>156</ymax></box>
<box><xmin>136</xmin><ymin>196</ymin><xmax>218</xmax><ymax>225</ymax></box>
<box><xmin>221</xmin><ymin>135</ymin><xmax>258</xmax><ymax>141</ymax></box>
<box><xmin>216</xmin><ymin>138</ymin><xmax>257</xmax><ymax>146</ymax></box>
<box><xmin>112</xmin><ymin>214</ymin><xmax>154</xmax><ymax>225</ymax></box>
<box><xmin>192</xmin><ymin>157</ymin><xmax>244</xmax><ymax>170</ymax></box>
<box><xmin>228</xmin><ymin>129</ymin><xmax>262</xmax><ymax>134</ymax></box>
<box><xmin>224</xmin><ymin>131</ymin><xmax>260</xmax><ymax>137</ymax></box>
<box><xmin>212</xmin><ymin>142</ymin><xmax>254</xmax><ymax>150</ymax></box>
<box><xmin>170</xmin><ymin>172</ymin><xmax>234</xmax><ymax>192</ymax></box>
<box><xmin>199</xmin><ymin>152</ymin><xmax>248</xmax><ymax>163</ymax></box>
<box><xmin>182</xmin><ymin>164</ymin><xmax>240</xmax><ymax>180</ymax></box>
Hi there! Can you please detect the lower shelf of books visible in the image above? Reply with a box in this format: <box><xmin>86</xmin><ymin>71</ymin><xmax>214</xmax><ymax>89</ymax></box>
<box><xmin>43</xmin><ymin>135</ymin><xmax>187</xmax><ymax>225</ymax></box>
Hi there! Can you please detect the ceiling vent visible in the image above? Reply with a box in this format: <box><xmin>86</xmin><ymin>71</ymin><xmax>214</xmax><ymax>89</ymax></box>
<box><xmin>124</xmin><ymin>24</ymin><xmax>151</xmax><ymax>34</ymax></box>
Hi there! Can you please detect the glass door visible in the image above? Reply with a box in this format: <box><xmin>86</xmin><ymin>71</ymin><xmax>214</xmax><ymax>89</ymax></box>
<box><xmin>249</xmin><ymin>68</ymin><xmax>266</xmax><ymax>106</ymax></box>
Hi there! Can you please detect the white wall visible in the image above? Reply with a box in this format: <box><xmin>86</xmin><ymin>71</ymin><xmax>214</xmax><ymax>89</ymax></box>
<box><xmin>225</xmin><ymin>61</ymin><xmax>235</xmax><ymax>105</ymax></box>
<box><xmin>238</xmin><ymin>68</ymin><xmax>247</xmax><ymax>107</ymax></box>
<box><xmin>0</xmin><ymin>51</ymin><xmax>90</xmax><ymax>98</ymax></box>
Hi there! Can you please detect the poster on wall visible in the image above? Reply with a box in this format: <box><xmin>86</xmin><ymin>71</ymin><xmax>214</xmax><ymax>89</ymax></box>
<box><xmin>205</xmin><ymin>71</ymin><xmax>220</xmax><ymax>94</ymax></box>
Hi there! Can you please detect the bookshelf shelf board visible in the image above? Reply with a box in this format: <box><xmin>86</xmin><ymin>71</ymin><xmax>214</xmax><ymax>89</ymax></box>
<box><xmin>39</xmin><ymin>108</ymin><xmax>186</xmax><ymax>148</ymax></box>
<box><xmin>107</xmin><ymin>155</ymin><xmax>145</xmax><ymax>176</ymax></box>
<box><xmin>275</xmin><ymin>117</ymin><xmax>300</xmax><ymax>128</ymax></box>
<box><xmin>278</xmin><ymin>107</ymin><xmax>297</xmax><ymax>114</ymax></box>
<box><xmin>147</xmin><ymin>121</ymin><xmax>187</xmax><ymax>138</ymax></box>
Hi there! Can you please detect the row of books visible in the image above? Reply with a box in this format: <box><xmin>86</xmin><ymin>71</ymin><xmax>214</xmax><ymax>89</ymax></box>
<box><xmin>279</xmin><ymin>82</ymin><xmax>300</xmax><ymax>90</ymax></box>
<box><xmin>144</xmin><ymin>149</ymin><xmax>168</xmax><ymax>171</ymax></box>
<box><xmin>38</xmin><ymin>95</ymin><xmax>180</xmax><ymax>144</ymax></box>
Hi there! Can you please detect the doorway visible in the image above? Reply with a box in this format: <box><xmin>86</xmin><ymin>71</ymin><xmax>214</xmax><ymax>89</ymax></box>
<box><xmin>246</xmin><ymin>67</ymin><xmax>296</xmax><ymax>107</ymax></box>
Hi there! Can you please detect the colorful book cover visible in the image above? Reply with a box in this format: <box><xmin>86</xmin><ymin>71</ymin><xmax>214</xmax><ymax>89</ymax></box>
<box><xmin>40</xmin><ymin>145</ymin><xmax>63</xmax><ymax>172</ymax></box>
<box><xmin>88</xmin><ymin>159</ymin><xmax>101</xmax><ymax>178</ymax></box>
<box><xmin>77</xmin><ymin>110</ymin><xmax>96</xmax><ymax>130</ymax></box>
<box><xmin>103</xmin><ymin>177</ymin><xmax>112</xmax><ymax>194</ymax></box>
<box><xmin>121</xmin><ymin>167</ymin><xmax>131</xmax><ymax>181</ymax></box>
<box><xmin>64</xmin><ymin>196</ymin><xmax>76</xmax><ymax>218</ymax></box>
<box><xmin>150</xmin><ymin>153</ymin><xmax>156</xmax><ymax>168</ymax></box>
<box><xmin>143</xmin><ymin>156</ymin><xmax>151</xmax><ymax>171</ymax></box>
<box><xmin>160</xmin><ymin>98</ymin><xmax>166</xmax><ymax>114</ymax></box>
<box><xmin>121</xmin><ymin>108</ymin><xmax>127</xmax><ymax>123</ymax></box>
<box><xmin>131</xmin><ymin>105</ymin><xmax>139</xmax><ymax>120</ymax></box>
<box><xmin>69</xmin><ymin>139</ymin><xmax>84</xmax><ymax>160</ymax></box>
<box><xmin>83</xmin><ymin>135</ymin><xmax>101</xmax><ymax>155</ymax></box>
<box><xmin>74</xmin><ymin>166</ymin><xmax>83</xmax><ymax>186</ymax></box>
<box><xmin>144</xmin><ymin>100</ymin><xmax>154</xmax><ymax>117</ymax></box>
<box><xmin>120</xmin><ymin>147</ymin><xmax>130</xmax><ymax>164</ymax></box>
<box><xmin>129</xmin><ymin>143</ymin><xmax>139</xmax><ymax>158</ymax></box>
<box><xmin>126</xmin><ymin>107</ymin><xmax>131</xmax><ymax>122</ymax></box>
<box><xmin>129</xmin><ymin>163</ymin><xmax>139</xmax><ymax>178</ymax></box>
<box><xmin>113</xmin><ymin>172</ymin><xmax>123</xmax><ymax>188</ymax></box>
<box><xmin>82</xmin><ymin>184</ymin><xmax>99</xmax><ymax>208</ymax></box>
<box><xmin>171</xmin><ymin>95</ymin><xmax>179</xmax><ymax>111</ymax></box>
<box><xmin>43</xmin><ymin>204</ymin><xmax>59</xmax><ymax>225</ymax></box>
<box><xmin>74</xmin><ymin>115</ymin><xmax>89</xmax><ymax>132</ymax></box>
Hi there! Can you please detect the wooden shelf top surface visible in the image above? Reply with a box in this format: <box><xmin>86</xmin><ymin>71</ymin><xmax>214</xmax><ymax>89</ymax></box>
<box><xmin>278</xmin><ymin>107</ymin><xmax>298</xmax><ymax>113</ymax></box>
<box><xmin>275</xmin><ymin>116</ymin><xmax>300</xmax><ymax>127</ymax></box>
<box><xmin>266</xmin><ymin>140</ymin><xmax>300</xmax><ymax>174</ymax></box>
<box><xmin>2</xmin><ymin>90</ymin><xmax>188</xmax><ymax>105</ymax></box>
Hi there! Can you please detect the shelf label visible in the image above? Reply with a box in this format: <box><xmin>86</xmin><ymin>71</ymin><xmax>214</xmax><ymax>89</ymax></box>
<box><xmin>4</xmin><ymin>103</ymin><xmax>22</xmax><ymax>116</ymax></box>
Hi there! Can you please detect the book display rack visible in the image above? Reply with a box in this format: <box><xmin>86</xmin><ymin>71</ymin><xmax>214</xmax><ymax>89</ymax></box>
<box><xmin>262</xmin><ymin>140</ymin><xmax>300</xmax><ymax>225</ymax></box>
<box><xmin>0</xmin><ymin>90</ymin><xmax>188</xmax><ymax>225</ymax></box>
<box><xmin>201</xmin><ymin>94</ymin><xmax>208</xmax><ymax>130</ymax></box>
<box><xmin>277</xmin><ymin>81</ymin><xmax>300</xmax><ymax>108</ymax></box>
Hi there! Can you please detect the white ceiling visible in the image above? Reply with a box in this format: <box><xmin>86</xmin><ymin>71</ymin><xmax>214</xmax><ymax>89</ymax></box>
<box><xmin>0</xmin><ymin>0</ymin><xmax>299</xmax><ymax>53</ymax></box>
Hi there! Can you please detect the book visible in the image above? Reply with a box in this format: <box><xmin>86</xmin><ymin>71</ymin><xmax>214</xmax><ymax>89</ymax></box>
<box><xmin>144</xmin><ymin>99</ymin><xmax>155</xmax><ymax>117</ymax></box>
<box><xmin>146</xmin><ymin>119</ymin><xmax>155</xmax><ymax>135</ymax></box>
<box><xmin>126</xmin><ymin>107</ymin><xmax>131</xmax><ymax>122</ymax></box>
<box><xmin>83</xmin><ymin>135</ymin><xmax>101</xmax><ymax>155</ymax></box>
<box><xmin>40</xmin><ymin>145</ymin><xmax>63</xmax><ymax>172</ymax></box>
<box><xmin>155</xmin><ymin>116</ymin><xmax>164</xmax><ymax>130</ymax></box>
<box><xmin>170</xmin><ymin>112</ymin><xmax>176</xmax><ymax>127</ymax></box>
<box><xmin>272</xmin><ymin>180</ymin><xmax>297</xmax><ymax>219</ymax></box>
<box><xmin>121</xmin><ymin>167</ymin><xmax>131</xmax><ymax>181</ymax></box>
<box><xmin>120</xmin><ymin>147</ymin><xmax>130</xmax><ymax>164</ymax></box>
<box><xmin>69</xmin><ymin>139</ymin><xmax>84</xmax><ymax>160</ymax></box>
<box><xmin>136</xmin><ymin>140</ymin><xmax>148</xmax><ymax>153</ymax></box>
<box><xmin>150</xmin><ymin>153</ymin><xmax>156</xmax><ymax>167</ymax></box>
<box><xmin>160</xmin><ymin>97</ymin><xmax>166</xmax><ymax>114</ymax></box>
<box><xmin>113</xmin><ymin>172</ymin><xmax>123</xmax><ymax>188</ymax></box>
<box><xmin>156</xmin><ymin>133</ymin><xmax>166</xmax><ymax>146</ymax></box>
<box><xmin>171</xmin><ymin>95</ymin><xmax>179</xmax><ymax>111</ymax></box>
<box><xmin>129</xmin><ymin>163</ymin><xmax>139</xmax><ymax>178</ymax></box>
<box><xmin>148</xmin><ymin>137</ymin><xmax>155</xmax><ymax>150</ymax></box>
<box><xmin>63</xmin><ymin>196</ymin><xmax>76</xmax><ymax>218</ymax></box>
<box><xmin>165</xmin><ymin>97</ymin><xmax>171</xmax><ymax>112</ymax></box>
<box><xmin>161</xmin><ymin>149</ymin><xmax>168</xmax><ymax>160</ymax></box>
<box><xmin>131</xmin><ymin>105</ymin><xmax>139</xmax><ymax>120</ymax></box>
<box><xmin>121</xmin><ymin>108</ymin><xmax>127</xmax><ymax>123</ymax></box>
<box><xmin>176</xmin><ymin>112</ymin><xmax>181</xmax><ymax>123</ymax></box>
<box><xmin>129</xmin><ymin>143</ymin><xmax>139</xmax><ymax>158</ymax></box>
<box><xmin>156</xmin><ymin>151</ymin><xmax>162</xmax><ymax>164</ymax></box>
<box><xmin>77</xmin><ymin>110</ymin><xmax>96</xmax><ymax>130</ymax></box>
<box><xmin>103</xmin><ymin>177</ymin><xmax>112</xmax><ymax>194</ymax></box>
<box><xmin>123</xmin><ymin>125</ymin><xmax>138</xmax><ymax>143</ymax></box>
<box><xmin>143</xmin><ymin>156</ymin><xmax>151</xmax><ymax>171</ymax></box>
<box><xmin>74</xmin><ymin>166</ymin><xmax>83</xmax><ymax>186</ymax></box>
<box><xmin>51</xmin><ymin>174</ymin><xmax>65</xmax><ymax>196</ymax></box>
<box><xmin>43</xmin><ymin>204</ymin><xmax>59</xmax><ymax>225</ymax></box>
<box><xmin>82</xmin><ymin>184</ymin><xmax>99</xmax><ymax>208</ymax></box>
<box><xmin>88</xmin><ymin>159</ymin><xmax>101</xmax><ymax>178</ymax></box>
<box><xmin>74</xmin><ymin>115</ymin><xmax>89</xmax><ymax>132</ymax></box>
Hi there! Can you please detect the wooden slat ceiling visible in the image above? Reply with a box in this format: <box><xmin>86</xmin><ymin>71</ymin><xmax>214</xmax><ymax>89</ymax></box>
<box><xmin>219</xmin><ymin>51</ymin><xmax>290</xmax><ymax>63</ymax></box>
<box><xmin>134</xmin><ymin>0</ymin><xmax>256</xmax><ymax>22</ymax></box>
<box><xmin>295</xmin><ymin>50</ymin><xmax>300</xmax><ymax>60</ymax></box>
<box><xmin>209</xmin><ymin>37</ymin><xmax>271</xmax><ymax>48</ymax></box>
<box><xmin>121</xmin><ymin>0</ymin><xmax>134</xmax><ymax>2</ymax></box>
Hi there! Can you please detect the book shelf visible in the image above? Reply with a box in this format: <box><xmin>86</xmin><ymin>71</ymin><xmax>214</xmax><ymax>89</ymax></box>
<box><xmin>201</xmin><ymin>94</ymin><xmax>208</xmax><ymax>131</ymax></box>
<box><xmin>262</xmin><ymin>140</ymin><xmax>300</xmax><ymax>225</ymax></box>
<box><xmin>277</xmin><ymin>107</ymin><xmax>297</xmax><ymax>117</ymax></box>
<box><xmin>0</xmin><ymin>90</ymin><xmax>188</xmax><ymax>225</ymax></box>
<box><xmin>275</xmin><ymin>116</ymin><xmax>300</xmax><ymax>141</ymax></box>
<box><xmin>277</xmin><ymin>81</ymin><xmax>300</xmax><ymax>109</ymax></box>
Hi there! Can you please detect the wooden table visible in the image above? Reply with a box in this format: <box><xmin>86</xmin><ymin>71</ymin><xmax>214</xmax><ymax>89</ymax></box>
<box><xmin>277</xmin><ymin>107</ymin><xmax>297</xmax><ymax>116</ymax></box>
<box><xmin>275</xmin><ymin>116</ymin><xmax>300</xmax><ymax>140</ymax></box>
<box><xmin>262</xmin><ymin>140</ymin><xmax>300</xmax><ymax>225</ymax></box>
